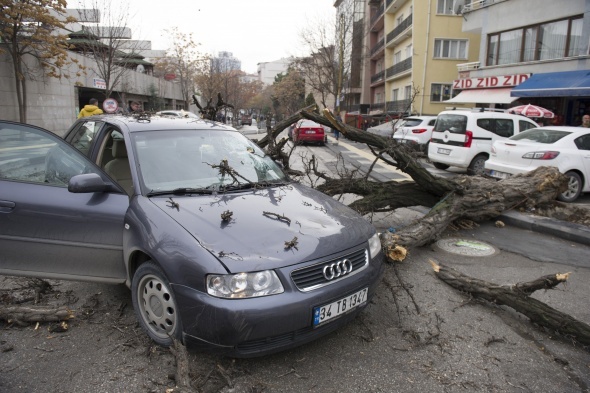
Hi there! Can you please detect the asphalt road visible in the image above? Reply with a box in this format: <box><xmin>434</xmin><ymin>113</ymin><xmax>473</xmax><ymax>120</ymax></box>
<box><xmin>2</xmin><ymin>124</ymin><xmax>589</xmax><ymax>393</ymax></box>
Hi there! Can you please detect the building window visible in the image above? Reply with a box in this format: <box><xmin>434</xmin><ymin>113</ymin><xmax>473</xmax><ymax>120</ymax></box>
<box><xmin>487</xmin><ymin>15</ymin><xmax>583</xmax><ymax>66</ymax></box>
<box><xmin>437</xmin><ymin>0</ymin><xmax>454</xmax><ymax>15</ymax></box>
<box><xmin>396</xmin><ymin>14</ymin><xmax>404</xmax><ymax>26</ymax></box>
<box><xmin>431</xmin><ymin>83</ymin><xmax>452</xmax><ymax>102</ymax></box>
<box><xmin>392</xmin><ymin>88</ymin><xmax>399</xmax><ymax>101</ymax></box>
<box><xmin>393</xmin><ymin>51</ymin><xmax>401</xmax><ymax>64</ymax></box>
<box><xmin>433</xmin><ymin>39</ymin><xmax>467</xmax><ymax>59</ymax></box>
<box><xmin>405</xmin><ymin>44</ymin><xmax>413</xmax><ymax>58</ymax></box>
<box><xmin>404</xmin><ymin>85</ymin><xmax>412</xmax><ymax>99</ymax></box>
<box><xmin>375</xmin><ymin>92</ymin><xmax>382</xmax><ymax>103</ymax></box>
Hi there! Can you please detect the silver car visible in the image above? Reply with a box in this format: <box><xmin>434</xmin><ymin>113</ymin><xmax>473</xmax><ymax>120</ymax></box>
<box><xmin>0</xmin><ymin>116</ymin><xmax>384</xmax><ymax>357</ymax></box>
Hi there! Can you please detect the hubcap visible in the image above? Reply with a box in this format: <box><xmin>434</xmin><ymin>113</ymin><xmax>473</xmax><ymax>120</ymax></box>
<box><xmin>138</xmin><ymin>274</ymin><xmax>177</xmax><ymax>340</ymax></box>
<box><xmin>563</xmin><ymin>176</ymin><xmax>580</xmax><ymax>199</ymax></box>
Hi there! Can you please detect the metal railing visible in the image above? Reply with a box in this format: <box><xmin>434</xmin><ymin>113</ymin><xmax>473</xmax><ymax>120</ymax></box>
<box><xmin>370</xmin><ymin>39</ymin><xmax>385</xmax><ymax>57</ymax></box>
<box><xmin>386</xmin><ymin>14</ymin><xmax>412</xmax><ymax>45</ymax></box>
<box><xmin>456</xmin><ymin>61</ymin><xmax>481</xmax><ymax>71</ymax></box>
<box><xmin>386</xmin><ymin>57</ymin><xmax>412</xmax><ymax>79</ymax></box>
<box><xmin>371</xmin><ymin>70</ymin><xmax>385</xmax><ymax>84</ymax></box>
<box><xmin>462</xmin><ymin>0</ymin><xmax>509</xmax><ymax>13</ymax></box>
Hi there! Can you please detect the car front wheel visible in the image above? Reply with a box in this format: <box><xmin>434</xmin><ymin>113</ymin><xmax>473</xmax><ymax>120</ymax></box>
<box><xmin>131</xmin><ymin>261</ymin><xmax>182</xmax><ymax>346</ymax></box>
<box><xmin>557</xmin><ymin>171</ymin><xmax>583</xmax><ymax>203</ymax></box>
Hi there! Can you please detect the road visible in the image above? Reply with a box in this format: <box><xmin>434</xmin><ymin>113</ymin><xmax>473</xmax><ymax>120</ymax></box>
<box><xmin>2</xmin><ymin>121</ymin><xmax>590</xmax><ymax>393</ymax></box>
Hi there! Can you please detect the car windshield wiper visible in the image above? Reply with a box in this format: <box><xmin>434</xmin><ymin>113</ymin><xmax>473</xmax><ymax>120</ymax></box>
<box><xmin>146</xmin><ymin>187</ymin><xmax>214</xmax><ymax>197</ymax></box>
<box><xmin>221</xmin><ymin>180</ymin><xmax>291</xmax><ymax>192</ymax></box>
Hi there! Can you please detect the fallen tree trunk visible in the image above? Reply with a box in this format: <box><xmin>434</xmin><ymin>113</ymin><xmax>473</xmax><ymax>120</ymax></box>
<box><xmin>296</xmin><ymin>109</ymin><xmax>569</xmax><ymax>260</ymax></box>
<box><xmin>0</xmin><ymin>305</ymin><xmax>74</xmax><ymax>323</ymax></box>
<box><xmin>430</xmin><ymin>260</ymin><xmax>590</xmax><ymax>346</ymax></box>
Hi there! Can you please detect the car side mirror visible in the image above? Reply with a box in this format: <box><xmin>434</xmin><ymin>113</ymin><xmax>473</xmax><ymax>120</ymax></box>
<box><xmin>68</xmin><ymin>173</ymin><xmax>116</xmax><ymax>193</ymax></box>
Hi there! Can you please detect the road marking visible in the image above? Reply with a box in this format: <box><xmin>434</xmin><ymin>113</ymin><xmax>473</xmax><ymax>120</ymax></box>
<box><xmin>327</xmin><ymin>136</ymin><xmax>412</xmax><ymax>180</ymax></box>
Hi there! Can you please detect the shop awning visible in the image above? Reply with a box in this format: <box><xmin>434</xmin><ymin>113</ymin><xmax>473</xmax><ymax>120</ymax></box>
<box><xmin>445</xmin><ymin>88</ymin><xmax>517</xmax><ymax>104</ymax></box>
<box><xmin>511</xmin><ymin>70</ymin><xmax>590</xmax><ymax>97</ymax></box>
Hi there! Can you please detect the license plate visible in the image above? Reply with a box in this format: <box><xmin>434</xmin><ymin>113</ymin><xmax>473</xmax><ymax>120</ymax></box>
<box><xmin>305</xmin><ymin>130</ymin><xmax>315</xmax><ymax>134</ymax></box>
<box><xmin>437</xmin><ymin>148</ymin><xmax>451</xmax><ymax>155</ymax></box>
<box><xmin>489</xmin><ymin>170</ymin><xmax>510</xmax><ymax>179</ymax></box>
<box><xmin>313</xmin><ymin>288</ymin><xmax>368</xmax><ymax>327</ymax></box>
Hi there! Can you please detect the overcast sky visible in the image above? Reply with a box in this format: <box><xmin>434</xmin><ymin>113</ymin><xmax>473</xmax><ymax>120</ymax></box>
<box><xmin>92</xmin><ymin>0</ymin><xmax>337</xmax><ymax>74</ymax></box>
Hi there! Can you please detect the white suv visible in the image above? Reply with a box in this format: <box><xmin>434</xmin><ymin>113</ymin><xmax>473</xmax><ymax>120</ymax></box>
<box><xmin>393</xmin><ymin>116</ymin><xmax>437</xmax><ymax>152</ymax></box>
<box><xmin>428</xmin><ymin>109</ymin><xmax>538</xmax><ymax>175</ymax></box>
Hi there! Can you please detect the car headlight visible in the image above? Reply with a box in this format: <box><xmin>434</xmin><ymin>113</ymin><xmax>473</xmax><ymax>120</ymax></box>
<box><xmin>206</xmin><ymin>270</ymin><xmax>284</xmax><ymax>298</ymax></box>
<box><xmin>368</xmin><ymin>233</ymin><xmax>382</xmax><ymax>259</ymax></box>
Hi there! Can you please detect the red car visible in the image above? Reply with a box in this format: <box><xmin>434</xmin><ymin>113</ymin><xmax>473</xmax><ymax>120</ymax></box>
<box><xmin>292</xmin><ymin>120</ymin><xmax>325</xmax><ymax>145</ymax></box>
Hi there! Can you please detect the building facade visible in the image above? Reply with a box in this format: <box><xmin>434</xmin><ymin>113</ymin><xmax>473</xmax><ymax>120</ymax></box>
<box><xmin>257</xmin><ymin>58</ymin><xmax>293</xmax><ymax>85</ymax></box>
<box><xmin>210</xmin><ymin>51</ymin><xmax>242</xmax><ymax>72</ymax></box>
<box><xmin>450</xmin><ymin>0</ymin><xmax>590</xmax><ymax>126</ymax></box>
<box><xmin>366</xmin><ymin>0</ymin><xmax>480</xmax><ymax>118</ymax></box>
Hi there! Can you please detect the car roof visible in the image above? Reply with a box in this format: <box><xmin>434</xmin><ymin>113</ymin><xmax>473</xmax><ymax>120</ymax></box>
<box><xmin>534</xmin><ymin>125</ymin><xmax>589</xmax><ymax>133</ymax></box>
<box><xmin>404</xmin><ymin>115</ymin><xmax>436</xmax><ymax>120</ymax></box>
<box><xmin>82</xmin><ymin>114</ymin><xmax>236</xmax><ymax>133</ymax></box>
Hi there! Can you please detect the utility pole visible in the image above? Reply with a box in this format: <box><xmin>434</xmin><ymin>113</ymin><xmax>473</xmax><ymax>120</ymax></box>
<box><xmin>336</xmin><ymin>13</ymin><xmax>345</xmax><ymax>114</ymax></box>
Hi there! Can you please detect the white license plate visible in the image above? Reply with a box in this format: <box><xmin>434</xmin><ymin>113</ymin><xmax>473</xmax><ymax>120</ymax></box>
<box><xmin>489</xmin><ymin>170</ymin><xmax>510</xmax><ymax>179</ymax></box>
<box><xmin>313</xmin><ymin>288</ymin><xmax>368</xmax><ymax>327</ymax></box>
<box><xmin>305</xmin><ymin>130</ymin><xmax>315</xmax><ymax>134</ymax></box>
<box><xmin>437</xmin><ymin>148</ymin><xmax>451</xmax><ymax>155</ymax></box>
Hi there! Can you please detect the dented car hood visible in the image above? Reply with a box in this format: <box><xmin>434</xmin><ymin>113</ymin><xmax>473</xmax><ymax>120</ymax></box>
<box><xmin>149</xmin><ymin>183</ymin><xmax>375</xmax><ymax>273</ymax></box>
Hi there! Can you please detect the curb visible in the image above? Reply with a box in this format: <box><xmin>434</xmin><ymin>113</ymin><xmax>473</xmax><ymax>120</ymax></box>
<box><xmin>498</xmin><ymin>210</ymin><xmax>590</xmax><ymax>246</ymax></box>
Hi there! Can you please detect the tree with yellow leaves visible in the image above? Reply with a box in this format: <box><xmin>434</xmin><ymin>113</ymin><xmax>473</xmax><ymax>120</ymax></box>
<box><xmin>0</xmin><ymin>0</ymin><xmax>80</xmax><ymax>122</ymax></box>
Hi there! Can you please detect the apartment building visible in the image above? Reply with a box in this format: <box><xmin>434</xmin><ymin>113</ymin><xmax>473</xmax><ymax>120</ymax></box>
<box><xmin>450</xmin><ymin>0</ymin><xmax>590</xmax><ymax>126</ymax></box>
<box><xmin>366</xmin><ymin>0</ymin><xmax>480</xmax><ymax>118</ymax></box>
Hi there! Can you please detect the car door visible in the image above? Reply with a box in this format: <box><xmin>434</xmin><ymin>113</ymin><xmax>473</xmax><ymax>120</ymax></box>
<box><xmin>0</xmin><ymin>121</ymin><xmax>128</xmax><ymax>282</ymax></box>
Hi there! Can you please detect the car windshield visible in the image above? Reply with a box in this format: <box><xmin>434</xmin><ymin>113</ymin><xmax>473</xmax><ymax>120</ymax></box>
<box><xmin>510</xmin><ymin>128</ymin><xmax>572</xmax><ymax>144</ymax></box>
<box><xmin>131</xmin><ymin>130</ymin><xmax>288</xmax><ymax>193</ymax></box>
<box><xmin>298</xmin><ymin>120</ymin><xmax>321</xmax><ymax>128</ymax></box>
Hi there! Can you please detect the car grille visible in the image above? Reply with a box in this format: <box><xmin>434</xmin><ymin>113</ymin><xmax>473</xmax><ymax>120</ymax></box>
<box><xmin>290</xmin><ymin>248</ymin><xmax>368</xmax><ymax>292</ymax></box>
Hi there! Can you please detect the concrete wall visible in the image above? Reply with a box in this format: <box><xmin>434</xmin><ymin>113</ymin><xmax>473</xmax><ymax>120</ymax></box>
<box><xmin>0</xmin><ymin>50</ymin><xmax>183</xmax><ymax>136</ymax></box>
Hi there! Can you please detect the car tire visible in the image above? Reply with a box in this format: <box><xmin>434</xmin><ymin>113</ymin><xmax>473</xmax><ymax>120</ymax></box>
<box><xmin>131</xmin><ymin>261</ymin><xmax>182</xmax><ymax>347</ymax></box>
<box><xmin>432</xmin><ymin>162</ymin><xmax>450</xmax><ymax>170</ymax></box>
<box><xmin>467</xmin><ymin>154</ymin><xmax>488</xmax><ymax>176</ymax></box>
<box><xmin>557</xmin><ymin>171</ymin><xmax>583</xmax><ymax>203</ymax></box>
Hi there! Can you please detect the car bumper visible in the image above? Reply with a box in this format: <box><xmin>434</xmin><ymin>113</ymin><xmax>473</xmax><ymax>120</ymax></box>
<box><xmin>428</xmin><ymin>144</ymin><xmax>472</xmax><ymax>168</ymax></box>
<box><xmin>173</xmin><ymin>252</ymin><xmax>385</xmax><ymax>357</ymax></box>
<box><xmin>298</xmin><ymin>135</ymin><xmax>325</xmax><ymax>143</ymax></box>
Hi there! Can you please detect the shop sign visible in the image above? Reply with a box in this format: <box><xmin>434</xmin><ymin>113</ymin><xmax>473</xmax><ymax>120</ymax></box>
<box><xmin>93</xmin><ymin>78</ymin><xmax>106</xmax><ymax>89</ymax></box>
<box><xmin>453</xmin><ymin>74</ymin><xmax>531</xmax><ymax>90</ymax></box>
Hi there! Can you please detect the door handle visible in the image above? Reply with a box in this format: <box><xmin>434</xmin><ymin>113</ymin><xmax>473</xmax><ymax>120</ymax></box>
<box><xmin>0</xmin><ymin>200</ymin><xmax>16</xmax><ymax>213</ymax></box>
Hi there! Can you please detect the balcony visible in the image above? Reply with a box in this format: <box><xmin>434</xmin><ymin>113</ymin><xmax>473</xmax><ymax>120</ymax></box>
<box><xmin>462</xmin><ymin>0</ymin><xmax>507</xmax><ymax>14</ymax></box>
<box><xmin>385</xmin><ymin>0</ymin><xmax>409</xmax><ymax>14</ymax></box>
<box><xmin>371</xmin><ymin>102</ymin><xmax>385</xmax><ymax>111</ymax></box>
<box><xmin>370</xmin><ymin>38</ymin><xmax>385</xmax><ymax>59</ymax></box>
<box><xmin>457</xmin><ymin>62</ymin><xmax>481</xmax><ymax>72</ymax></box>
<box><xmin>371</xmin><ymin>70</ymin><xmax>385</xmax><ymax>85</ymax></box>
<box><xmin>385</xmin><ymin>57</ymin><xmax>412</xmax><ymax>80</ymax></box>
<box><xmin>386</xmin><ymin>14</ymin><xmax>412</xmax><ymax>48</ymax></box>
<box><xmin>370</xmin><ymin>3</ymin><xmax>385</xmax><ymax>31</ymax></box>
<box><xmin>385</xmin><ymin>99</ymin><xmax>411</xmax><ymax>113</ymax></box>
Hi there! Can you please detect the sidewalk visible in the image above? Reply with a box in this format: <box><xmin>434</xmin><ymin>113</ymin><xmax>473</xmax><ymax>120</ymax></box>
<box><xmin>324</xmin><ymin>135</ymin><xmax>590</xmax><ymax>247</ymax></box>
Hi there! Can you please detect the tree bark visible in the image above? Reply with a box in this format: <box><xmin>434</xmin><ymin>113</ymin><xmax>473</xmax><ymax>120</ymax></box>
<box><xmin>0</xmin><ymin>305</ymin><xmax>74</xmax><ymax>323</ymax></box>
<box><xmin>430</xmin><ymin>260</ymin><xmax>590</xmax><ymax>346</ymax></box>
<box><xmin>294</xmin><ymin>109</ymin><xmax>569</xmax><ymax>261</ymax></box>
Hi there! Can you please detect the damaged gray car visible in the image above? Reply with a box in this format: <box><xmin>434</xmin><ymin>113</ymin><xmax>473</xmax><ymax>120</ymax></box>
<box><xmin>0</xmin><ymin>115</ymin><xmax>384</xmax><ymax>357</ymax></box>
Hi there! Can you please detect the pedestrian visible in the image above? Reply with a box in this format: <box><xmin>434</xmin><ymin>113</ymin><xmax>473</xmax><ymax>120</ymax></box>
<box><xmin>332</xmin><ymin>114</ymin><xmax>341</xmax><ymax>141</ymax></box>
<box><xmin>77</xmin><ymin>98</ymin><xmax>103</xmax><ymax>118</ymax></box>
<box><xmin>580</xmin><ymin>114</ymin><xmax>590</xmax><ymax>128</ymax></box>
<box><xmin>128</xmin><ymin>101</ymin><xmax>142</xmax><ymax>113</ymax></box>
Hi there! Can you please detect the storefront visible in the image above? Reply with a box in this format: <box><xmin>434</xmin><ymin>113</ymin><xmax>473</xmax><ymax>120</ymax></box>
<box><xmin>511</xmin><ymin>70</ymin><xmax>590</xmax><ymax>126</ymax></box>
<box><xmin>445</xmin><ymin>73</ymin><xmax>531</xmax><ymax>108</ymax></box>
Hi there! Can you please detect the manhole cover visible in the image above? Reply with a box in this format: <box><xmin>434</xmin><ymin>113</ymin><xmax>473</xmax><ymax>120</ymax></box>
<box><xmin>436</xmin><ymin>238</ymin><xmax>497</xmax><ymax>257</ymax></box>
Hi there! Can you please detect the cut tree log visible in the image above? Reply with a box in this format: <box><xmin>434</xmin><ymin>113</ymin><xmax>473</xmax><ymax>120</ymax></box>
<box><xmin>429</xmin><ymin>260</ymin><xmax>590</xmax><ymax>346</ymax></box>
<box><xmin>0</xmin><ymin>305</ymin><xmax>74</xmax><ymax>323</ymax></box>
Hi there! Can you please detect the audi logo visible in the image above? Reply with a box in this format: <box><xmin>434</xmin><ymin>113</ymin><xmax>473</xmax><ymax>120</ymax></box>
<box><xmin>322</xmin><ymin>259</ymin><xmax>353</xmax><ymax>280</ymax></box>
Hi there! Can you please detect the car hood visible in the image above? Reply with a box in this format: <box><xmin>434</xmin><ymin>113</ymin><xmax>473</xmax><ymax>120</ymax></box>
<box><xmin>149</xmin><ymin>183</ymin><xmax>375</xmax><ymax>272</ymax></box>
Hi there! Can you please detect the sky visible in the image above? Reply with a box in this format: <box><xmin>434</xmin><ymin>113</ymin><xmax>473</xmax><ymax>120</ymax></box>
<box><xmin>112</xmin><ymin>0</ymin><xmax>337</xmax><ymax>74</ymax></box>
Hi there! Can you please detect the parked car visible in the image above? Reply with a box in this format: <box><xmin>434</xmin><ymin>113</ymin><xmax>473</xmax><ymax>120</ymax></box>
<box><xmin>428</xmin><ymin>109</ymin><xmax>538</xmax><ymax>175</ymax></box>
<box><xmin>393</xmin><ymin>116</ymin><xmax>437</xmax><ymax>152</ymax></box>
<box><xmin>156</xmin><ymin>110</ymin><xmax>199</xmax><ymax>119</ymax></box>
<box><xmin>366</xmin><ymin>119</ymin><xmax>404</xmax><ymax>138</ymax></box>
<box><xmin>485</xmin><ymin>126</ymin><xmax>590</xmax><ymax>202</ymax></box>
<box><xmin>0</xmin><ymin>116</ymin><xmax>384</xmax><ymax>357</ymax></box>
<box><xmin>292</xmin><ymin>119</ymin><xmax>326</xmax><ymax>145</ymax></box>
<box><xmin>241</xmin><ymin>115</ymin><xmax>252</xmax><ymax>126</ymax></box>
